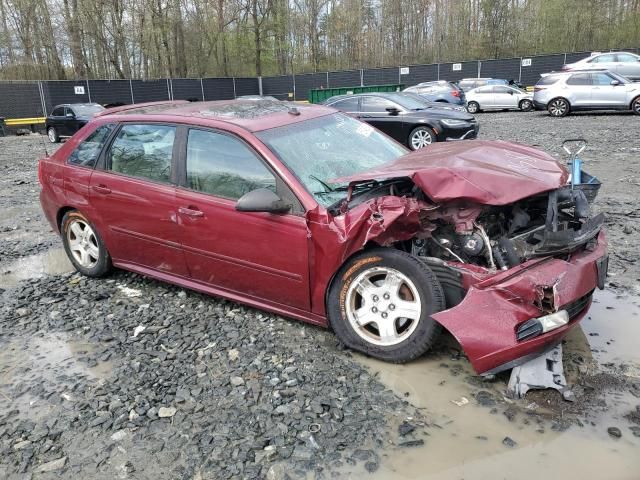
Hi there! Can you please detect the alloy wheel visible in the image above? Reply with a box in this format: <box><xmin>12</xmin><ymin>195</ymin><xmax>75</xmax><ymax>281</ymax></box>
<box><xmin>549</xmin><ymin>99</ymin><xmax>568</xmax><ymax>116</ymax></box>
<box><xmin>47</xmin><ymin>128</ymin><xmax>57</xmax><ymax>143</ymax></box>
<box><xmin>410</xmin><ymin>128</ymin><xmax>433</xmax><ymax>149</ymax></box>
<box><xmin>66</xmin><ymin>219</ymin><xmax>100</xmax><ymax>268</ymax></box>
<box><xmin>633</xmin><ymin>99</ymin><xmax>640</xmax><ymax>115</ymax></box>
<box><xmin>345</xmin><ymin>266</ymin><xmax>422</xmax><ymax>346</ymax></box>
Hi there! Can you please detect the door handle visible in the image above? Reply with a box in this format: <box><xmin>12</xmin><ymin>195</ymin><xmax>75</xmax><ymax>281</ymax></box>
<box><xmin>92</xmin><ymin>184</ymin><xmax>111</xmax><ymax>194</ymax></box>
<box><xmin>179</xmin><ymin>206</ymin><xmax>204</xmax><ymax>217</ymax></box>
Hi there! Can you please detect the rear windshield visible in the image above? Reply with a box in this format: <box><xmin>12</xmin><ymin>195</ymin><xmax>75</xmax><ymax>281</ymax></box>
<box><xmin>536</xmin><ymin>75</ymin><xmax>562</xmax><ymax>85</ymax></box>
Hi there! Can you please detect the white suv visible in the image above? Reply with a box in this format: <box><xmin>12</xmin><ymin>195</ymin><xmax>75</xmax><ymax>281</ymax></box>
<box><xmin>533</xmin><ymin>69</ymin><xmax>640</xmax><ymax>117</ymax></box>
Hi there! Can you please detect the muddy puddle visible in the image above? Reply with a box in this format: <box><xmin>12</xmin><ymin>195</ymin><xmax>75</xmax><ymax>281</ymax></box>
<box><xmin>356</xmin><ymin>289</ymin><xmax>640</xmax><ymax>479</ymax></box>
<box><xmin>0</xmin><ymin>333</ymin><xmax>112</xmax><ymax>420</ymax></box>
<box><xmin>0</xmin><ymin>248</ymin><xmax>73</xmax><ymax>290</ymax></box>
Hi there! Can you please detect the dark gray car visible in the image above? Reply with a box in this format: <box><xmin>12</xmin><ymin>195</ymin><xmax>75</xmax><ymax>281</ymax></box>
<box><xmin>403</xmin><ymin>81</ymin><xmax>466</xmax><ymax>105</ymax></box>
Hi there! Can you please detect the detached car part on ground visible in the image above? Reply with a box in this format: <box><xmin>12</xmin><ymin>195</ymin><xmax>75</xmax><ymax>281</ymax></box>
<box><xmin>323</xmin><ymin>92</ymin><xmax>478</xmax><ymax>150</ymax></box>
<box><xmin>38</xmin><ymin>100</ymin><xmax>607</xmax><ymax>376</ymax></box>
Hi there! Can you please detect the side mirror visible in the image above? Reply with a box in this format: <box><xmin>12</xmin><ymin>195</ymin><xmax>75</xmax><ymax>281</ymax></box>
<box><xmin>386</xmin><ymin>107</ymin><xmax>401</xmax><ymax>116</ymax></box>
<box><xmin>235</xmin><ymin>188</ymin><xmax>290</xmax><ymax>214</ymax></box>
<box><xmin>610</xmin><ymin>80</ymin><xmax>621</xmax><ymax>86</ymax></box>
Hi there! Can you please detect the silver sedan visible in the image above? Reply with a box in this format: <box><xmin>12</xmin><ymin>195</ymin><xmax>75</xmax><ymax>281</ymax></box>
<box><xmin>465</xmin><ymin>85</ymin><xmax>533</xmax><ymax>113</ymax></box>
<box><xmin>563</xmin><ymin>52</ymin><xmax>640</xmax><ymax>81</ymax></box>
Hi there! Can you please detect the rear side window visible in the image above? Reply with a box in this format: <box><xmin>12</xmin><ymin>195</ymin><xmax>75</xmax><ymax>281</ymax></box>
<box><xmin>108</xmin><ymin>124</ymin><xmax>175</xmax><ymax>183</ymax></box>
<box><xmin>589</xmin><ymin>54</ymin><xmax>615</xmax><ymax>63</ymax></box>
<box><xmin>493</xmin><ymin>86</ymin><xmax>512</xmax><ymax>94</ymax></box>
<box><xmin>536</xmin><ymin>75</ymin><xmax>561</xmax><ymax>86</ymax></box>
<box><xmin>68</xmin><ymin>124</ymin><xmax>115</xmax><ymax>168</ymax></box>
<box><xmin>566</xmin><ymin>73</ymin><xmax>591</xmax><ymax>85</ymax></box>
<box><xmin>52</xmin><ymin>107</ymin><xmax>64</xmax><ymax>116</ymax></box>
<box><xmin>361</xmin><ymin>97</ymin><xmax>397</xmax><ymax>112</ymax></box>
<box><xmin>330</xmin><ymin>97</ymin><xmax>359</xmax><ymax>112</ymax></box>
<box><xmin>186</xmin><ymin>129</ymin><xmax>275</xmax><ymax>200</ymax></box>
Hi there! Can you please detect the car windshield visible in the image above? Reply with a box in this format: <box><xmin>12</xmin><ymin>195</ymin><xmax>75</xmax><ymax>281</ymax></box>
<box><xmin>256</xmin><ymin>113</ymin><xmax>407</xmax><ymax>207</ymax></box>
<box><xmin>72</xmin><ymin>105</ymin><xmax>105</xmax><ymax>116</ymax></box>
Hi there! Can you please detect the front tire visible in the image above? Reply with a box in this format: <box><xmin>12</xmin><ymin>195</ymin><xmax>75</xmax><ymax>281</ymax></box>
<box><xmin>631</xmin><ymin>96</ymin><xmax>640</xmax><ymax>115</ymax></box>
<box><xmin>327</xmin><ymin>248</ymin><xmax>445</xmax><ymax>363</ymax></box>
<box><xmin>466</xmin><ymin>101</ymin><xmax>480</xmax><ymax>113</ymax></box>
<box><xmin>547</xmin><ymin>98</ymin><xmax>570</xmax><ymax>117</ymax></box>
<box><xmin>47</xmin><ymin>126</ymin><xmax>60</xmax><ymax>143</ymax></box>
<box><xmin>519</xmin><ymin>99</ymin><xmax>533</xmax><ymax>112</ymax></box>
<box><xmin>61</xmin><ymin>211</ymin><xmax>112</xmax><ymax>277</ymax></box>
<box><xmin>408</xmin><ymin>126</ymin><xmax>435</xmax><ymax>150</ymax></box>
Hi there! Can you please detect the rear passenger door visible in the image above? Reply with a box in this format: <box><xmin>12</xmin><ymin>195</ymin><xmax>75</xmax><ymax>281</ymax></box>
<box><xmin>565</xmin><ymin>73</ymin><xmax>593</xmax><ymax>106</ymax></box>
<box><xmin>89</xmin><ymin>123</ymin><xmax>189</xmax><ymax>277</ymax></box>
<box><xmin>175</xmin><ymin>127</ymin><xmax>311</xmax><ymax>310</ymax></box>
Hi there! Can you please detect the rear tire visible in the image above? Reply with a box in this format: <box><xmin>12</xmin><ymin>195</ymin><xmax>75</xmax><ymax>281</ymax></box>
<box><xmin>467</xmin><ymin>101</ymin><xmax>480</xmax><ymax>114</ymax></box>
<box><xmin>547</xmin><ymin>98</ymin><xmax>570</xmax><ymax>117</ymax></box>
<box><xmin>327</xmin><ymin>248</ymin><xmax>445</xmax><ymax>363</ymax></box>
<box><xmin>61</xmin><ymin>211</ymin><xmax>112</xmax><ymax>277</ymax></box>
<box><xmin>631</xmin><ymin>96</ymin><xmax>640</xmax><ymax>115</ymax></box>
<box><xmin>408</xmin><ymin>126</ymin><xmax>435</xmax><ymax>150</ymax></box>
<box><xmin>47</xmin><ymin>127</ymin><xmax>60</xmax><ymax>143</ymax></box>
<box><xmin>519</xmin><ymin>99</ymin><xmax>533</xmax><ymax>112</ymax></box>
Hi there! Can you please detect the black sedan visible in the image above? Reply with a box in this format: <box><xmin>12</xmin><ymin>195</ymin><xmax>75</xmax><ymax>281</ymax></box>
<box><xmin>46</xmin><ymin>103</ymin><xmax>105</xmax><ymax>143</ymax></box>
<box><xmin>322</xmin><ymin>92</ymin><xmax>478</xmax><ymax>150</ymax></box>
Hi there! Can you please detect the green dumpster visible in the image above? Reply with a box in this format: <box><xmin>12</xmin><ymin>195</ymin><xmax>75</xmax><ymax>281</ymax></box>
<box><xmin>308</xmin><ymin>84</ymin><xmax>405</xmax><ymax>104</ymax></box>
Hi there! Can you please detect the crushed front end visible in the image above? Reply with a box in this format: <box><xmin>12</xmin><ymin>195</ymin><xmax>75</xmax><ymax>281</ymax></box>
<box><xmin>410</xmin><ymin>182</ymin><xmax>607</xmax><ymax>374</ymax></box>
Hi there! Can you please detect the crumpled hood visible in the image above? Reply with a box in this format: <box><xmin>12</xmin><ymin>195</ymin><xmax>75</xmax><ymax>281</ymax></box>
<box><xmin>334</xmin><ymin>140</ymin><xmax>569</xmax><ymax>206</ymax></box>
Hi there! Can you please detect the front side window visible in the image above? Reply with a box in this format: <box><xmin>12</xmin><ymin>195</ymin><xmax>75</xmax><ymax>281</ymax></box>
<box><xmin>567</xmin><ymin>73</ymin><xmax>591</xmax><ymax>85</ymax></box>
<box><xmin>108</xmin><ymin>124</ymin><xmax>175</xmax><ymax>183</ymax></box>
<box><xmin>68</xmin><ymin>124</ymin><xmax>115</xmax><ymax>168</ymax></box>
<box><xmin>616</xmin><ymin>53</ymin><xmax>638</xmax><ymax>63</ymax></box>
<box><xmin>361</xmin><ymin>97</ymin><xmax>398</xmax><ymax>113</ymax></box>
<box><xmin>591</xmin><ymin>73</ymin><xmax>614</xmax><ymax>85</ymax></box>
<box><xmin>186</xmin><ymin>129</ymin><xmax>275</xmax><ymax>200</ymax></box>
<box><xmin>256</xmin><ymin>113</ymin><xmax>407</xmax><ymax>207</ymax></box>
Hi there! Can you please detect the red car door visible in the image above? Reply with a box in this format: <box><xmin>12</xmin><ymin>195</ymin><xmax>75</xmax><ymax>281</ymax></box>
<box><xmin>89</xmin><ymin>123</ymin><xmax>189</xmax><ymax>277</ymax></box>
<box><xmin>175</xmin><ymin>127</ymin><xmax>310</xmax><ymax>311</ymax></box>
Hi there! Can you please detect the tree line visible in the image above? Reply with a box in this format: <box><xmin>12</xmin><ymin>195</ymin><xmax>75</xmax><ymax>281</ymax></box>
<box><xmin>0</xmin><ymin>0</ymin><xmax>638</xmax><ymax>80</ymax></box>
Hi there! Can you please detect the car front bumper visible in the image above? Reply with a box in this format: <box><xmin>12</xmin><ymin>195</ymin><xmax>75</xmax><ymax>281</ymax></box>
<box><xmin>440</xmin><ymin>123</ymin><xmax>479</xmax><ymax>141</ymax></box>
<box><xmin>432</xmin><ymin>230</ymin><xmax>608</xmax><ymax>374</ymax></box>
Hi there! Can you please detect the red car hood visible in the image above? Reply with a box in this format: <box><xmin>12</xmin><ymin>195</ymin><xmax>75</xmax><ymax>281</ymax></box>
<box><xmin>334</xmin><ymin>140</ymin><xmax>569</xmax><ymax>206</ymax></box>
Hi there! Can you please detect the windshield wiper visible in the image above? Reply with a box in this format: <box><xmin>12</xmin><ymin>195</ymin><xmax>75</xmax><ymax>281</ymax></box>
<box><xmin>309</xmin><ymin>174</ymin><xmax>335</xmax><ymax>192</ymax></box>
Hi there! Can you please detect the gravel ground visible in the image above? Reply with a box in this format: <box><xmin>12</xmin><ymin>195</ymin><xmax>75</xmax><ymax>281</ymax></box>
<box><xmin>1</xmin><ymin>111</ymin><xmax>639</xmax><ymax>479</ymax></box>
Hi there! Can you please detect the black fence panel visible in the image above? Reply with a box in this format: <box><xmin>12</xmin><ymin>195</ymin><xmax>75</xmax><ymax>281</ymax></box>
<box><xmin>564</xmin><ymin>51</ymin><xmax>592</xmax><ymax>64</ymax></box>
<box><xmin>131</xmin><ymin>79</ymin><xmax>170</xmax><ymax>103</ymax></box>
<box><xmin>479</xmin><ymin>58</ymin><xmax>521</xmax><ymax>82</ymax></box>
<box><xmin>328</xmin><ymin>70</ymin><xmax>360</xmax><ymax>88</ymax></box>
<box><xmin>262</xmin><ymin>75</ymin><xmax>294</xmax><ymax>100</ymax></box>
<box><xmin>171</xmin><ymin>79</ymin><xmax>203</xmax><ymax>101</ymax></box>
<box><xmin>363</xmin><ymin>67</ymin><xmax>398</xmax><ymax>86</ymax></box>
<box><xmin>234</xmin><ymin>77</ymin><xmax>260</xmax><ymax>97</ymax></box>
<box><xmin>439</xmin><ymin>61</ymin><xmax>479</xmax><ymax>82</ymax></box>
<box><xmin>519</xmin><ymin>53</ymin><xmax>566</xmax><ymax>85</ymax></box>
<box><xmin>0</xmin><ymin>82</ymin><xmax>43</xmax><ymax>118</ymax></box>
<box><xmin>201</xmin><ymin>78</ymin><xmax>235</xmax><ymax>100</ymax></box>
<box><xmin>88</xmin><ymin>80</ymin><xmax>133</xmax><ymax>106</ymax></box>
<box><xmin>401</xmin><ymin>64</ymin><xmax>439</xmax><ymax>87</ymax></box>
<box><xmin>43</xmin><ymin>80</ymin><xmax>91</xmax><ymax>112</ymax></box>
<box><xmin>294</xmin><ymin>73</ymin><xmax>328</xmax><ymax>100</ymax></box>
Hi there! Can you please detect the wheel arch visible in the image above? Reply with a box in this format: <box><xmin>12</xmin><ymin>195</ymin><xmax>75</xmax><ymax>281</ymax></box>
<box><xmin>56</xmin><ymin>206</ymin><xmax>77</xmax><ymax>233</ymax></box>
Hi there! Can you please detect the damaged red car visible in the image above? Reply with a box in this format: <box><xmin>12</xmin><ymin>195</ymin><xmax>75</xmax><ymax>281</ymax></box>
<box><xmin>38</xmin><ymin>100</ymin><xmax>608</xmax><ymax>375</ymax></box>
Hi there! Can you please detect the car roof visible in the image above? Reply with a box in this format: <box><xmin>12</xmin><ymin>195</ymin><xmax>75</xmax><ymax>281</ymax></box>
<box><xmin>95</xmin><ymin>99</ymin><xmax>336</xmax><ymax>132</ymax></box>
<box><xmin>53</xmin><ymin>103</ymin><xmax>103</xmax><ymax>108</ymax></box>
